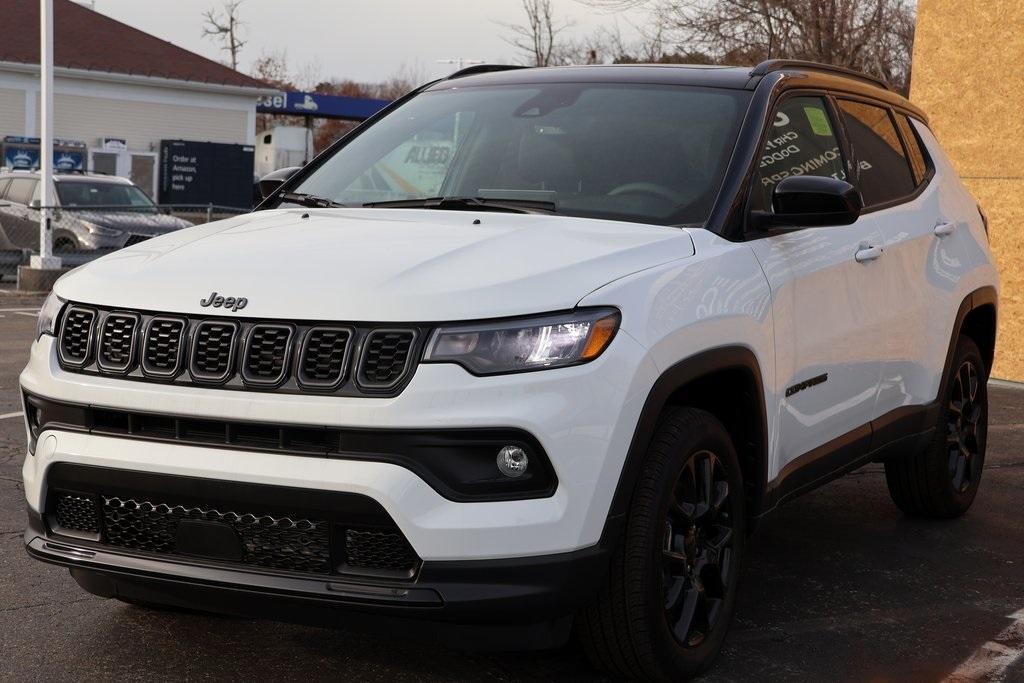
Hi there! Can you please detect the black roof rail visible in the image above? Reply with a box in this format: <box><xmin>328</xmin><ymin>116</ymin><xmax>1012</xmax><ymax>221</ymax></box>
<box><xmin>750</xmin><ymin>59</ymin><xmax>890</xmax><ymax>91</ymax></box>
<box><xmin>446</xmin><ymin>64</ymin><xmax>530</xmax><ymax>80</ymax></box>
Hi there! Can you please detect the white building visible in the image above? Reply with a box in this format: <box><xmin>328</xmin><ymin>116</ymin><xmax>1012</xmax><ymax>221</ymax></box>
<box><xmin>0</xmin><ymin>0</ymin><xmax>272</xmax><ymax>199</ymax></box>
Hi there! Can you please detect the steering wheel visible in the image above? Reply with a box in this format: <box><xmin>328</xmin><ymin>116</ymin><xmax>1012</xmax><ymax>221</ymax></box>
<box><xmin>607</xmin><ymin>182</ymin><xmax>687</xmax><ymax>205</ymax></box>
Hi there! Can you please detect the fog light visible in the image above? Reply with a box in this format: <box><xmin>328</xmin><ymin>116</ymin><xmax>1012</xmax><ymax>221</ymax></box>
<box><xmin>496</xmin><ymin>445</ymin><xmax>529</xmax><ymax>478</ymax></box>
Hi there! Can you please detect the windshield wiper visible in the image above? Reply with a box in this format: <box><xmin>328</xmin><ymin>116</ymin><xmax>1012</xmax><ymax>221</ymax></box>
<box><xmin>362</xmin><ymin>196</ymin><xmax>557</xmax><ymax>214</ymax></box>
<box><xmin>278</xmin><ymin>192</ymin><xmax>345</xmax><ymax>208</ymax></box>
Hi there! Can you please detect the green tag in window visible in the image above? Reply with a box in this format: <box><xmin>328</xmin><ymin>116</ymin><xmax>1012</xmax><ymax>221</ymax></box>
<box><xmin>804</xmin><ymin>107</ymin><xmax>833</xmax><ymax>136</ymax></box>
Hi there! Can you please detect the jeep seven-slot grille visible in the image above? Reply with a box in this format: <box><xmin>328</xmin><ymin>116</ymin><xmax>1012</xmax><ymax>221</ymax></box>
<box><xmin>48</xmin><ymin>490</ymin><xmax>420</xmax><ymax>579</ymax></box>
<box><xmin>58</xmin><ymin>306</ymin><xmax>96</xmax><ymax>366</ymax></box>
<box><xmin>55</xmin><ymin>304</ymin><xmax>422</xmax><ymax>397</ymax></box>
<box><xmin>359</xmin><ymin>330</ymin><xmax>416</xmax><ymax>388</ymax></box>
<box><xmin>97</xmin><ymin>313</ymin><xmax>139</xmax><ymax>372</ymax></box>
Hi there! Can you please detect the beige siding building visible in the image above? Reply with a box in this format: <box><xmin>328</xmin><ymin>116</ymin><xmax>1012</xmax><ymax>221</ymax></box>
<box><xmin>0</xmin><ymin>0</ymin><xmax>270</xmax><ymax>198</ymax></box>
<box><xmin>911</xmin><ymin>0</ymin><xmax>1024</xmax><ymax>379</ymax></box>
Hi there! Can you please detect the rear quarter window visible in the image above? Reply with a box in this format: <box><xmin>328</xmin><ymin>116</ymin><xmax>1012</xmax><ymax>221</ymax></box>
<box><xmin>894</xmin><ymin>114</ymin><xmax>930</xmax><ymax>185</ymax></box>
<box><xmin>837</xmin><ymin>99</ymin><xmax>916</xmax><ymax>207</ymax></box>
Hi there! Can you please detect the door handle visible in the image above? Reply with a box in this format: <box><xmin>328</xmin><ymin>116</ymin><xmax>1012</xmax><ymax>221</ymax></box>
<box><xmin>934</xmin><ymin>222</ymin><xmax>955</xmax><ymax>237</ymax></box>
<box><xmin>854</xmin><ymin>245</ymin><xmax>883</xmax><ymax>263</ymax></box>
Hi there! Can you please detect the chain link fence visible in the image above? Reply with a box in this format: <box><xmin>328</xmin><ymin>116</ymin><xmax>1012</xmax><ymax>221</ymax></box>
<box><xmin>0</xmin><ymin>203</ymin><xmax>250</xmax><ymax>281</ymax></box>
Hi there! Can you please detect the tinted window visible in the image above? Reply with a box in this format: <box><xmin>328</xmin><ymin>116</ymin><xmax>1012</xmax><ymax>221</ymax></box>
<box><xmin>895</xmin><ymin>115</ymin><xmax>928</xmax><ymax>184</ymax></box>
<box><xmin>55</xmin><ymin>181</ymin><xmax>155</xmax><ymax>207</ymax></box>
<box><xmin>6</xmin><ymin>178</ymin><xmax>36</xmax><ymax>205</ymax></box>
<box><xmin>754</xmin><ymin>96</ymin><xmax>846</xmax><ymax>211</ymax></box>
<box><xmin>838</xmin><ymin>100</ymin><xmax>915</xmax><ymax>206</ymax></box>
<box><xmin>289</xmin><ymin>84</ymin><xmax>752</xmax><ymax>226</ymax></box>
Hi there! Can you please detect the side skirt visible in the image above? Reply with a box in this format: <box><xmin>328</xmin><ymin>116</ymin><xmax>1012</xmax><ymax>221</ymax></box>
<box><xmin>758</xmin><ymin>401</ymin><xmax>937</xmax><ymax>516</ymax></box>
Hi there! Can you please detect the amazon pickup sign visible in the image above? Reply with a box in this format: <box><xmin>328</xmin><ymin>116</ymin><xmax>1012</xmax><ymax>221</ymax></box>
<box><xmin>257</xmin><ymin>91</ymin><xmax>391</xmax><ymax>122</ymax></box>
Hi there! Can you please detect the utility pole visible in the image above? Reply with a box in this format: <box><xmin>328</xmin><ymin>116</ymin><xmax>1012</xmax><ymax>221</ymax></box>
<box><xmin>437</xmin><ymin>58</ymin><xmax>485</xmax><ymax>72</ymax></box>
<box><xmin>33</xmin><ymin>0</ymin><xmax>58</xmax><ymax>270</ymax></box>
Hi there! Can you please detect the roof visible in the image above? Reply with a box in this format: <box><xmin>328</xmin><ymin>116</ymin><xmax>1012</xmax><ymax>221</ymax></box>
<box><xmin>430</xmin><ymin>64</ymin><xmax>758</xmax><ymax>91</ymax></box>
<box><xmin>431</xmin><ymin>62</ymin><xmax>922</xmax><ymax>120</ymax></box>
<box><xmin>0</xmin><ymin>0</ymin><xmax>265</xmax><ymax>90</ymax></box>
<box><xmin>0</xmin><ymin>170</ymin><xmax>132</xmax><ymax>183</ymax></box>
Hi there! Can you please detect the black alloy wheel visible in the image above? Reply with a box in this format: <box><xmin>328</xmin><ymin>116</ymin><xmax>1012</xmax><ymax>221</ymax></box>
<box><xmin>662</xmin><ymin>450</ymin><xmax>734</xmax><ymax>648</ymax></box>
<box><xmin>947</xmin><ymin>359</ymin><xmax>983</xmax><ymax>493</ymax></box>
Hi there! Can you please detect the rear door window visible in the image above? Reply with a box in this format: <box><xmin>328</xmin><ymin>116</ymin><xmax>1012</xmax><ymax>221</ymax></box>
<box><xmin>753</xmin><ymin>95</ymin><xmax>847</xmax><ymax>211</ymax></box>
<box><xmin>837</xmin><ymin>100</ymin><xmax>916</xmax><ymax>206</ymax></box>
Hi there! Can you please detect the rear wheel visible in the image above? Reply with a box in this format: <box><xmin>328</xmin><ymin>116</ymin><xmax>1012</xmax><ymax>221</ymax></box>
<box><xmin>885</xmin><ymin>335</ymin><xmax>988</xmax><ymax>517</ymax></box>
<box><xmin>53</xmin><ymin>235</ymin><xmax>79</xmax><ymax>253</ymax></box>
<box><xmin>578</xmin><ymin>408</ymin><xmax>745</xmax><ymax>681</ymax></box>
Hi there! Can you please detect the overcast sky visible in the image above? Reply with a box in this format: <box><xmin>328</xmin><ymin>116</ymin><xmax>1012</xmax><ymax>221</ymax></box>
<box><xmin>88</xmin><ymin>0</ymin><xmax>648</xmax><ymax>85</ymax></box>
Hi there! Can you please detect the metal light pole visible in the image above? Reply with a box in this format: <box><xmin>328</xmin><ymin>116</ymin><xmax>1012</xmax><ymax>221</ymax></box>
<box><xmin>33</xmin><ymin>0</ymin><xmax>59</xmax><ymax>270</ymax></box>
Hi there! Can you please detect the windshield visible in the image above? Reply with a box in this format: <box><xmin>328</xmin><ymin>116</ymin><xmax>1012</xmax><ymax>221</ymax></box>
<box><xmin>285</xmin><ymin>83</ymin><xmax>751</xmax><ymax>226</ymax></box>
<box><xmin>55</xmin><ymin>180</ymin><xmax>155</xmax><ymax>209</ymax></box>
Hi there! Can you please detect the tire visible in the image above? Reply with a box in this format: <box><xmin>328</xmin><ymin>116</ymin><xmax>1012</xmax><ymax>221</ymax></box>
<box><xmin>885</xmin><ymin>335</ymin><xmax>988</xmax><ymax>518</ymax></box>
<box><xmin>578</xmin><ymin>408</ymin><xmax>745</xmax><ymax>681</ymax></box>
<box><xmin>53</xmin><ymin>236</ymin><xmax>79</xmax><ymax>253</ymax></box>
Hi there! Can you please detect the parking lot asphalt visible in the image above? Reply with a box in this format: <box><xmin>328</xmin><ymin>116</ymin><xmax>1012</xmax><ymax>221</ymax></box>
<box><xmin>1</xmin><ymin>295</ymin><xmax>1022</xmax><ymax>682</ymax></box>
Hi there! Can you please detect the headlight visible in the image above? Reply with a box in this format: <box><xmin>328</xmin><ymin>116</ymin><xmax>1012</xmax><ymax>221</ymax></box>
<box><xmin>36</xmin><ymin>290</ymin><xmax>65</xmax><ymax>340</ymax></box>
<box><xmin>81</xmin><ymin>221</ymin><xmax>123</xmax><ymax>237</ymax></box>
<box><xmin>424</xmin><ymin>308</ymin><xmax>620</xmax><ymax>375</ymax></box>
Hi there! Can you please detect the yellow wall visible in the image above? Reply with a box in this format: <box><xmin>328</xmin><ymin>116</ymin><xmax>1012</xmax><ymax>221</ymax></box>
<box><xmin>911</xmin><ymin>0</ymin><xmax>1024</xmax><ymax>379</ymax></box>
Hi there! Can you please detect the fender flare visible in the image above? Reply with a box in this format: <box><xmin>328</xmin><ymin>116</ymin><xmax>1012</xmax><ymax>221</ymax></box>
<box><xmin>597</xmin><ymin>345</ymin><xmax>769</xmax><ymax>548</ymax></box>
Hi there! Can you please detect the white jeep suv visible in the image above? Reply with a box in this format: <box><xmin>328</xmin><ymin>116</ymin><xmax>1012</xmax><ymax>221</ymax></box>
<box><xmin>21</xmin><ymin>61</ymin><xmax>998</xmax><ymax>680</ymax></box>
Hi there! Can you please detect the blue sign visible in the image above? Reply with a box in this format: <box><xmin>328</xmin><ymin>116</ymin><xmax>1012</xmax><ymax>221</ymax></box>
<box><xmin>256</xmin><ymin>91</ymin><xmax>391</xmax><ymax>121</ymax></box>
<box><xmin>2</xmin><ymin>144</ymin><xmax>84</xmax><ymax>171</ymax></box>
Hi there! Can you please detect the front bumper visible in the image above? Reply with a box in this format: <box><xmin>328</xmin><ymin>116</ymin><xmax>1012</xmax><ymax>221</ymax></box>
<box><xmin>22</xmin><ymin>332</ymin><xmax>656</xmax><ymax>560</ymax></box>
<box><xmin>25</xmin><ymin>507</ymin><xmax>610</xmax><ymax>646</ymax></box>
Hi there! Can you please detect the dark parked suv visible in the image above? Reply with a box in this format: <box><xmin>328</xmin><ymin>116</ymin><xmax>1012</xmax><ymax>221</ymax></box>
<box><xmin>0</xmin><ymin>171</ymin><xmax>191</xmax><ymax>252</ymax></box>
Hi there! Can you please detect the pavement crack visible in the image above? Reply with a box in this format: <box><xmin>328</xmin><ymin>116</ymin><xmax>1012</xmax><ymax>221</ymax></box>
<box><xmin>0</xmin><ymin>596</ymin><xmax>98</xmax><ymax>614</ymax></box>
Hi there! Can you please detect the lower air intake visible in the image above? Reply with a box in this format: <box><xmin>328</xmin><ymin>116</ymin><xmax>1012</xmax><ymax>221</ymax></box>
<box><xmin>103</xmin><ymin>496</ymin><xmax>332</xmax><ymax>574</ymax></box>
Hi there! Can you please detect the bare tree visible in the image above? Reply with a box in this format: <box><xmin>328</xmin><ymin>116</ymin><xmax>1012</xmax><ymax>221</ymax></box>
<box><xmin>502</xmin><ymin>0</ymin><xmax>576</xmax><ymax>66</ymax></box>
<box><xmin>579</xmin><ymin>0</ymin><xmax>916</xmax><ymax>92</ymax></box>
<box><xmin>202</xmin><ymin>1</ymin><xmax>247</xmax><ymax>70</ymax></box>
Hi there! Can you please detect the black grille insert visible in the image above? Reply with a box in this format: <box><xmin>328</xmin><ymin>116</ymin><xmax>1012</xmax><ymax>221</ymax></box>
<box><xmin>124</xmin><ymin>234</ymin><xmax>151</xmax><ymax>247</ymax></box>
<box><xmin>343</xmin><ymin>527</ymin><xmax>419</xmax><ymax>577</ymax></box>
<box><xmin>142</xmin><ymin>317</ymin><xmax>187</xmax><ymax>378</ymax></box>
<box><xmin>58</xmin><ymin>306</ymin><xmax>96</xmax><ymax>367</ymax></box>
<box><xmin>189</xmin><ymin>321</ymin><xmax>239</xmax><ymax>382</ymax></box>
<box><xmin>103</xmin><ymin>496</ymin><xmax>332</xmax><ymax>574</ymax></box>
<box><xmin>242</xmin><ymin>324</ymin><xmax>293</xmax><ymax>386</ymax></box>
<box><xmin>54</xmin><ymin>492</ymin><xmax>100</xmax><ymax>534</ymax></box>
<box><xmin>359</xmin><ymin>330</ymin><xmax>416</xmax><ymax>389</ymax></box>
<box><xmin>45</xmin><ymin>467</ymin><xmax>424</xmax><ymax>579</ymax></box>
<box><xmin>97</xmin><ymin>312</ymin><xmax>140</xmax><ymax>373</ymax></box>
<box><xmin>298</xmin><ymin>327</ymin><xmax>352</xmax><ymax>389</ymax></box>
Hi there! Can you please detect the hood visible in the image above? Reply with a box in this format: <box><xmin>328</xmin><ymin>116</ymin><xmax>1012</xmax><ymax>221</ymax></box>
<box><xmin>74</xmin><ymin>210</ymin><xmax>193</xmax><ymax>235</ymax></box>
<box><xmin>56</xmin><ymin>208</ymin><xmax>695</xmax><ymax>321</ymax></box>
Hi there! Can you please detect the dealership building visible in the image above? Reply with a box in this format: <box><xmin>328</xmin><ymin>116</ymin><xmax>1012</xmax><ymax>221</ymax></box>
<box><xmin>0</xmin><ymin>0</ymin><xmax>271</xmax><ymax>204</ymax></box>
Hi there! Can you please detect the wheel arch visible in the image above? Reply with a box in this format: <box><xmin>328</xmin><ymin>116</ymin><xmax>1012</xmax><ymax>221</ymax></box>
<box><xmin>942</xmin><ymin>286</ymin><xmax>998</xmax><ymax>395</ymax></box>
<box><xmin>601</xmin><ymin>346</ymin><xmax>769</xmax><ymax>545</ymax></box>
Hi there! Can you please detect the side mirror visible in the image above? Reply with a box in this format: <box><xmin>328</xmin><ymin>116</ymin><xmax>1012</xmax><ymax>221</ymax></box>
<box><xmin>257</xmin><ymin>166</ymin><xmax>302</xmax><ymax>199</ymax></box>
<box><xmin>29</xmin><ymin>198</ymin><xmax>41</xmax><ymax>208</ymax></box>
<box><xmin>753</xmin><ymin>176</ymin><xmax>863</xmax><ymax>230</ymax></box>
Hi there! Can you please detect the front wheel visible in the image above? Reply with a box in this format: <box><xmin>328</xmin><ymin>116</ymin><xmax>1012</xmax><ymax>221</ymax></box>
<box><xmin>885</xmin><ymin>335</ymin><xmax>988</xmax><ymax>517</ymax></box>
<box><xmin>578</xmin><ymin>408</ymin><xmax>745</xmax><ymax>681</ymax></box>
